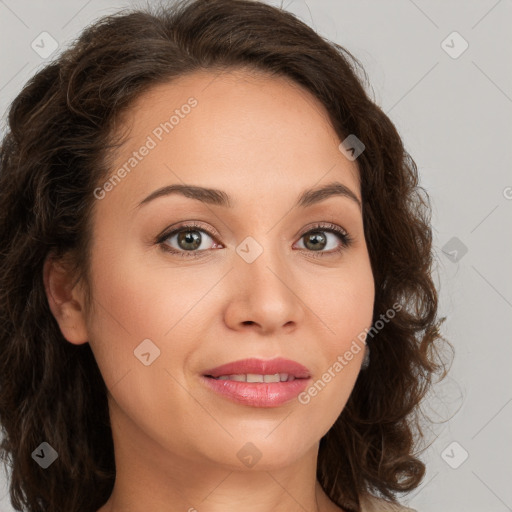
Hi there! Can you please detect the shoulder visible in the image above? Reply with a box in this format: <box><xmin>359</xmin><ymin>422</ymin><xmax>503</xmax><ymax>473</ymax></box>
<box><xmin>359</xmin><ymin>494</ymin><xmax>417</xmax><ymax>512</ymax></box>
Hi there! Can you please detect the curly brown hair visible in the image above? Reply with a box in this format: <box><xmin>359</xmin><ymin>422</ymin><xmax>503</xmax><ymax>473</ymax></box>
<box><xmin>0</xmin><ymin>1</ymin><xmax>451</xmax><ymax>511</ymax></box>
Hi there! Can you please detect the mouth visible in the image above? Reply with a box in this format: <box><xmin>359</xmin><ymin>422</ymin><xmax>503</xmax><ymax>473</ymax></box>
<box><xmin>200</xmin><ymin>357</ymin><xmax>311</xmax><ymax>407</ymax></box>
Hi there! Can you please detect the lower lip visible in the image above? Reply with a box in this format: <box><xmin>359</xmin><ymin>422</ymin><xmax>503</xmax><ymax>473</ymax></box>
<box><xmin>201</xmin><ymin>375</ymin><xmax>311</xmax><ymax>407</ymax></box>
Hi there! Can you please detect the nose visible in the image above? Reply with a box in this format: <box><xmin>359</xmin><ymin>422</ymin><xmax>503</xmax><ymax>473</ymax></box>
<box><xmin>223</xmin><ymin>239</ymin><xmax>305</xmax><ymax>335</ymax></box>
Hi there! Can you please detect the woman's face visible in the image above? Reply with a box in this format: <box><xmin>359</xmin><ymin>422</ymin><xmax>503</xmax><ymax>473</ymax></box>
<box><xmin>72</xmin><ymin>69</ymin><xmax>375</xmax><ymax>471</ymax></box>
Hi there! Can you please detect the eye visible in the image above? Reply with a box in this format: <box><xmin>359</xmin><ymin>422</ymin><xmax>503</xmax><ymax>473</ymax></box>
<box><xmin>156</xmin><ymin>221</ymin><xmax>353</xmax><ymax>258</ymax></box>
<box><xmin>294</xmin><ymin>223</ymin><xmax>353</xmax><ymax>257</ymax></box>
<box><xmin>157</xmin><ymin>222</ymin><xmax>220</xmax><ymax>258</ymax></box>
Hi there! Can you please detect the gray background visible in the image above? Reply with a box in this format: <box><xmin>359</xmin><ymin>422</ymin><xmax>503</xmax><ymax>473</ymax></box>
<box><xmin>1</xmin><ymin>1</ymin><xmax>511</xmax><ymax>511</ymax></box>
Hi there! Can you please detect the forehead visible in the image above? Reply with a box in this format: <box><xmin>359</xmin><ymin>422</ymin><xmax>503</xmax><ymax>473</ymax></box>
<box><xmin>102</xmin><ymin>68</ymin><xmax>361</xmax><ymax>211</ymax></box>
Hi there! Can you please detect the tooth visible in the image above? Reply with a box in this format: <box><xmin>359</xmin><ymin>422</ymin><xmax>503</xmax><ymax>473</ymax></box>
<box><xmin>215</xmin><ymin>373</ymin><xmax>295</xmax><ymax>383</ymax></box>
<box><xmin>246</xmin><ymin>373</ymin><xmax>264</xmax><ymax>383</ymax></box>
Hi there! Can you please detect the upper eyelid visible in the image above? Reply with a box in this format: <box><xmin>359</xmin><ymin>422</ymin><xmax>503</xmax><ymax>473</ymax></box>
<box><xmin>157</xmin><ymin>221</ymin><xmax>219</xmax><ymax>243</ymax></box>
<box><xmin>158</xmin><ymin>221</ymin><xmax>349</xmax><ymax>245</ymax></box>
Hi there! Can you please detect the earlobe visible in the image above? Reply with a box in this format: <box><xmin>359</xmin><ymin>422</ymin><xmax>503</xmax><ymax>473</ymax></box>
<box><xmin>43</xmin><ymin>254</ymin><xmax>89</xmax><ymax>345</ymax></box>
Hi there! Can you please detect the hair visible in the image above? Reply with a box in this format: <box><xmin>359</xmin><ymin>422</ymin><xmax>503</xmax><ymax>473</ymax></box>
<box><xmin>0</xmin><ymin>1</ymin><xmax>452</xmax><ymax>511</ymax></box>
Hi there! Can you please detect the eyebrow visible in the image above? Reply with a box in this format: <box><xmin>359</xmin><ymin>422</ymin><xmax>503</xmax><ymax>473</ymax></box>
<box><xmin>136</xmin><ymin>181</ymin><xmax>361</xmax><ymax>210</ymax></box>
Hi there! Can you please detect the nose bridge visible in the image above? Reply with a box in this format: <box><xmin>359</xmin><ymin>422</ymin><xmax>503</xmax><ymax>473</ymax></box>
<box><xmin>230</xmin><ymin>232</ymin><xmax>302</xmax><ymax>330</ymax></box>
<box><xmin>236</xmin><ymin>233</ymin><xmax>287</xmax><ymax>289</ymax></box>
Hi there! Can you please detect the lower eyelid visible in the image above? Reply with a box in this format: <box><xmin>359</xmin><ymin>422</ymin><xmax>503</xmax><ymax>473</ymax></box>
<box><xmin>158</xmin><ymin>223</ymin><xmax>352</xmax><ymax>256</ymax></box>
<box><xmin>161</xmin><ymin>229</ymin><xmax>217</xmax><ymax>251</ymax></box>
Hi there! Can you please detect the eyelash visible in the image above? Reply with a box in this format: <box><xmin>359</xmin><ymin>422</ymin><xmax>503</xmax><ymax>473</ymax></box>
<box><xmin>156</xmin><ymin>221</ymin><xmax>354</xmax><ymax>259</ymax></box>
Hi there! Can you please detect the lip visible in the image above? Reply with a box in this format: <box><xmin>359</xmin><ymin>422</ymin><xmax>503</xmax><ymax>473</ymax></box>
<box><xmin>201</xmin><ymin>357</ymin><xmax>311</xmax><ymax>408</ymax></box>
<box><xmin>202</xmin><ymin>357</ymin><xmax>311</xmax><ymax>379</ymax></box>
<box><xmin>201</xmin><ymin>376</ymin><xmax>310</xmax><ymax>407</ymax></box>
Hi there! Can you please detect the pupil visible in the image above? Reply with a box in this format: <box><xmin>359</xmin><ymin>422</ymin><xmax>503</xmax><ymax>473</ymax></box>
<box><xmin>305</xmin><ymin>232</ymin><xmax>326</xmax><ymax>251</ymax></box>
<box><xmin>178</xmin><ymin>230</ymin><xmax>201</xmax><ymax>250</ymax></box>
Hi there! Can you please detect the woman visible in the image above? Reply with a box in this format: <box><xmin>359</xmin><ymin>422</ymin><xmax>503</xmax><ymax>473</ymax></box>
<box><xmin>0</xmin><ymin>1</ymin><xmax>450</xmax><ymax>511</ymax></box>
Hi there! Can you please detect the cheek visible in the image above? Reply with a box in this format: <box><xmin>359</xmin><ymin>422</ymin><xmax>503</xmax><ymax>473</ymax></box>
<box><xmin>86</xmin><ymin>242</ymin><xmax>203</xmax><ymax>337</ymax></box>
<box><xmin>83</xmin><ymin>241</ymin><xmax>221</xmax><ymax>385</ymax></box>
<box><xmin>83</xmin><ymin>242</ymin><xmax>168</xmax><ymax>386</ymax></box>
<box><xmin>318</xmin><ymin>253</ymin><xmax>375</xmax><ymax>346</ymax></box>
<box><xmin>83</xmin><ymin>247</ymin><xmax>206</xmax><ymax>428</ymax></box>
<box><xmin>301</xmin><ymin>255</ymin><xmax>374</xmax><ymax>416</ymax></box>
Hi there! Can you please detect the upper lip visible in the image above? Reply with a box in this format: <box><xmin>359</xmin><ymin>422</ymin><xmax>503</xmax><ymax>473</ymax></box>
<box><xmin>203</xmin><ymin>357</ymin><xmax>311</xmax><ymax>379</ymax></box>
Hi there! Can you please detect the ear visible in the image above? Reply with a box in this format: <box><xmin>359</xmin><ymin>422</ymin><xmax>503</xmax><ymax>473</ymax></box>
<box><xmin>43</xmin><ymin>253</ymin><xmax>89</xmax><ymax>345</ymax></box>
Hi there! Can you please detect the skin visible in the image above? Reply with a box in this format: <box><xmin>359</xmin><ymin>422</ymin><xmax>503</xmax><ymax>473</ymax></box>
<box><xmin>44</xmin><ymin>68</ymin><xmax>375</xmax><ymax>512</ymax></box>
